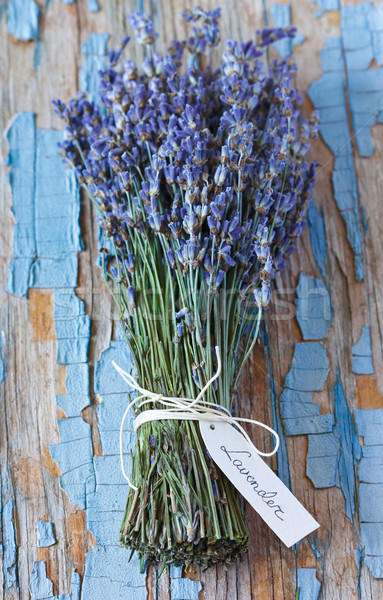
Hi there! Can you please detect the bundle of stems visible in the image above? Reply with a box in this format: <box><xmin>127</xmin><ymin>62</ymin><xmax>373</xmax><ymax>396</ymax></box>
<box><xmin>53</xmin><ymin>7</ymin><xmax>318</xmax><ymax>570</ymax></box>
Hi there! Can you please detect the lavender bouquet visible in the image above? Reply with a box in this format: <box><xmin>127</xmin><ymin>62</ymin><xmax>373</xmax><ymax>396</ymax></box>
<box><xmin>53</xmin><ymin>8</ymin><xmax>318</xmax><ymax>570</ymax></box>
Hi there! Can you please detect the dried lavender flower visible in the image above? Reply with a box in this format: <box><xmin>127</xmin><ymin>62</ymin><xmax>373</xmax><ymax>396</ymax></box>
<box><xmin>53</xmin><ymin>8</ymin><xmax>318</xmax><ymax>571</ymax></box>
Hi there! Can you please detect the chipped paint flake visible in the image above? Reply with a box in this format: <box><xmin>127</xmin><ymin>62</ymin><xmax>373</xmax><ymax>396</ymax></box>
<box><xmin>29</xmin><ymin>561</ymin><xmax>53</xmax><ymax>600</ymax></box>
<box><xmin>50</xmin><ymin>363</ymin><xmax>93</xmax><ymax>509</ymax></box>
<box><xmin>284</xmin><ymin>342</ymin><xmax>329</xmax><ymax>392</ymax></box>
<box><xmin>355</xmin><ymin>408</ymin><xmax>383</xmax><ymax>577</ymax></box>
<box><xmin>1</xmin><ymin>469</ymin><xmax>18</xmax><ymax>588</ymax></box>
<box><xmin>270</xmin><ymin>4</ymin><xmax>305</xmax><ymax>57</ymax></box>
<box><xmin>297</xmin><ymin>568</ymin><xmax>321</xmax><ymax>600</ymax></box>
<box><xmin>80</xmin><ymin>33</ymin><xmax>109</xmax><ymax>102</ymax></box>
<box><xmin>306</xmin><ymin>432</ymin><xmax>339</xmax><ymax>487</ymax></box>
<box><xmin>29</xmin><ymin>561</ymin><xmax>80</xmax><ymax>600</ymax></box>
<box><xmin>81</xmin><ymin>547</ymin><xmax>146</xmax><ymax>599</ymax></box>
<box><xmin>271</xmin><ymin>5</ymin><xmax>293</xmax><ymax>57</ymax></box>
<box><xmin>295</xmin><ymin>273</ymin><xmax>332</xmax><ymax>340</ymax></box>
<box><xmin>37</xmin><ymin>520</ymin><xmax>56</xmax><ymax>548</ymax></box>
<box><xmin>169</xmin><ymin>566</ymin><xmax>202</xmax><ymax>600</ymax></box>
<box><xmin>308</xmin><ymin>38</ymin><xmax>364</xmax><ymax>281</ymax></box>
<box><xmin>87</xmin><ymin>0</ymin><xmax>100</xmax><ymax>12</ymax></box>
<box><xmin>341</xmin><ymin>3</ymin><xmax>383</xmax><ymax>157</ymax></box>
<box><xmin>6</xmin><ymin>113</ymin><xmax>81</xmax><ymax>297</ymax></box>
<box><xmin>307</xmin><ymin>200</ymin><xmax>327</xmax><ymax>279</ymax></box>
<box><xmin>332</xmin><ymin>380</ymin><xmax>361</xmax><ymax>520</ymax></box>
<box><xmin>0</xmin><ymin>330</ymin><xmax>6</xmax><ymax>384</ymax></box>
<box><xmin>352</xmin><ymin>325</ymin><xmax>374</xmax><ymax>374</ymax></box>
<box><xmin>306</xmin><ymin>380</ymin><xmax>360</xmax><ymax>522</ymax></box>
<box><xmin>281</xmin><ymin>342</ymin><xmax>331</xmax><ymax>437</ymax></box>
<box><xmin>7</xmin><ymin>0</ymin><xmax>40</xmax><ymax>41</ymax></box>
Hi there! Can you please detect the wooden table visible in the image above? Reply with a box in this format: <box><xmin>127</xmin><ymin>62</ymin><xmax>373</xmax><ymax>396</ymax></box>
<box><xmin>1</xmin><ymin>1</ymin><xmax>383</xmax><ymax>598</ymax></box>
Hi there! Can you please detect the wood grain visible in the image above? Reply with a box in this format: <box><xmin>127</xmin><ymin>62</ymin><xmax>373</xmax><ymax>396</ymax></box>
<box><xmin>1</xmin><ymin>0</ymin><xmax>382</xmax><ymax>599</ymax></box>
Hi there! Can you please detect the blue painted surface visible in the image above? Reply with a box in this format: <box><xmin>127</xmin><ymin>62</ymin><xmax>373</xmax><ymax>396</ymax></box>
<box><xmin>7</xmin><ymin>0</ymin><xmax>40</xmax><ymax>41</ymax></box>
<box><xmin>306</xmin><ymin>379</ymin><xmax>361</xmax><ymax>522</ymax></box>
<box><xmin>80</xmin><ymin>33</ymin><xmax>109</xmax><ymax>101</ymax></box>
<box><xmin>284</xmin><ymin>342</ymin><xmax>329</xmax><ymax>392</ymax></box>
<box><xmin>355</xmin><ymin>408</ymin><xmax>383</xmax><ymax>577</ymax></box>
<box><xmin>37</xmin><ymin>521</ymin><xmax>56</xmax><ymax>548</ymax></box>
<box><xmin>29</xmin><ymin>562</ymin><xmax>80</xmax><ymax>600</ymax></box>
<box><xmin>33</xmin><ymin>39</ymin><xmax>44</xmax><ymax>71</ymax></box>
<box><xmin>170</xmin><ymin>573</ymin><xmax>202</xmax><ymax>599</ymax></box>
<box><xmin>332</xmin><ymin>380</ymin><xmax>361</xmax><ymax>521</ymax></box>
<box><xmin>87</xmin><ymin>0</ymin><xmax>100</xmax><ymax>12</ymax></box>
<box><xmin>271</xmin><ymin>4</ymin><xmax>293</xmax><ymax>57</ymax></box>
<box><xmin>29</xmin><ymin>561</ymin><xmax>53</xmax><ymax>599</ymax></box>
<box><xmin>310</xmin><ymin>0</ymin><xmax>339</xmax><ymax>16</ymax></box>
<box><xmin>295</xmin><ymin>273</ymin><xmax>331</xmax><ymax>340</ymax></box>
<box><xmin>297</xmin><ymin>567</ymin><xmax>321</xmax><ymax>600</ymax></box>
<box><xmin>341</xmin><ymin>3</ymin><xmax>383</xmax><ymax>157</ymax></box>
<box><xmin>6</xmin><ymin>113</ymin><xmax>81</xmax><ymax>297</ymax></box>
<box><xmin>307</xmin><ymin>200</ymin><xmax>327</xmax><ymax>280</ymax></box>
<box><xmin>281</xmin><ymin>342</ymin><xmax>331</xmax><ymax>438</ymax></box>
<box><xmin>0</xmin><ymin>331</ymin><xmax>6</xmax><ymax>384</ymax></box>
<box><xmin>81</xmin><ymin>546</ymin><xmax>146</xmax><ymax>599</ymax></box>
<box><xmin>352</xmin><ymin>325</ymin><xmax>374</xmax><ymax>374</ymax></box>
<box><xmin>63</xmin><ymin>0</ymin><xmax>100</xmax><ymax>9</ymax></box>
<box><xmin>1</xmin><ymin>469</ymin><xmax>18</xmax><ymax>589</ymax></box>
<box><xmin>270</xmin><ymin>4</ymin><xmax>305</xmax><ymax>56</ymax></box>
<box><xmin>306</xmin><ymin>432</ymin><xmax>339</xmax><ymax>487</ymax></box>
<box><xmin>308</xmin><ymin>37</ymin><xmax>364</xmax><ymax>281</ymax></box>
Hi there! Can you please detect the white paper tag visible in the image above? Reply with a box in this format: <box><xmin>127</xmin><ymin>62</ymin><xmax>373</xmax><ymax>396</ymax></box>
<box><xmin>200</xmin><ymin>421</ymin><xmax>319</xmax><ymax>547</ymax></box>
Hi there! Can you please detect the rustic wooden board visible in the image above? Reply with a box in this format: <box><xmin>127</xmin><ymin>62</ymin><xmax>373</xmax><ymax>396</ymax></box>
<box><xmin>1</xmin><ymin>0</ymin><xmax>383</xmax><ymax>599</ymax></box>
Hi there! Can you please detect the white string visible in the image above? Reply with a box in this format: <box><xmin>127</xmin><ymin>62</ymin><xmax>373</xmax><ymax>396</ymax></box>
<box><xmin>113</xmin><ymin>346</ymin><xmax>280</xmax><ymax>492</ymax></box>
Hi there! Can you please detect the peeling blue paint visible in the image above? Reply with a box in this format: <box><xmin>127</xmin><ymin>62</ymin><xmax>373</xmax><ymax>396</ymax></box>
<box><xmin>29</xmin><ymin>561</ymin><xmax>80</xmax><ymax>600</ymax></box>
<box><xmin>271</xmin><ymin>5</ymin><xmax>293</xmax><ymax>57</ymax></box>
<box><xmin>1</xmin><ymin>469</ymin><xmax>18</xmax><ymax>588</ymax></box>
<box><xmin>63</xmin><ymin>0</ymin><xmax>100</xmax><ymax>10</ymax></box>
<box><xmin>87</xmin><ymin>0</ymin><xmax>100</xmax><ymax>12</ymax></box>
<box><xmin>80</xmin><ymin>33</ymin><xmax>109</xmax><ymax>102</ymax></box>
<box><xmin>33</xmin><ymin>39</ymin><xmax>44</xmax><ymax>71</ymax></box>
<box><xmin>284</xmin><ymin>342</ymin><xmax>329</xmax><ymax>392</ymax></box>
<box><xmin>170</xmin><ymin>571</ymin><xmax>202</xmax><ymax>599</ymax></box>
<box><xmin>306</xmin><ymin>379</ymin><xmax>361</xmax><ymax>522</ymax></box>
<box><xmin>341</xmin><ymin>3</ymin><xmax>383</xmax><ymax>157</ymax></box>
<box><xmin>7</xmin><ymin>0</ymin><xmax>40</xmax><ymax>41</ymax></box>
<box><xmin>169</xmin><ymin>565</ymin><xmax>202</xmax><ymax>599</ymax></box>
<box><xmin>270</xmin><ymin>4</ymin><xmax>305</xmax><ymax>57</ymax></box>
<box><xmin>297</xmin><ymin>568</ymin><xmax>321</xmax><ymax>600</ymax></box>
<box><xmin>308</xmin><ymin>37</ymin><xmax>364</xmax><ymax>281</ymax></box>
<box><xmin>352</xmin><ymin>325</ymin><xmax>374</xmax><ymax>374</ymax></box>
<box><xmin>295</xmin><ymin>273</ymin><xmax>331</xmax><ymax>340</ymax></box>
<box><xmin>332</xmin><ymin>380</ymin><xmax>361</xmax><ymax>521</ymax></box>
<box><xmin>54</xmin><ymin>290</ymin><xmax>91</xmax><ymax>365</ymax></box>
<box><xmin>306</xmin><ymin>432</ymin><xmax>339</xmax><ymax>487</ymax></box>
<box><xmin>281</xmin><ymin>342</ymin><xmax>331</xmax><ymax>436</ymax></box>
<box><xmin>0</xmin><ymin>331</ymin><xmax>6</xmax><ymax>384</ymax></box>
<box><xmin>50</xmin><ymin>415</ymin><xmax>94</xmax><ymax>510</ymax></box>
<box><xmin>355</xmin><ymin>408</ymin><xmax>383</xmax><ymax>577</ymax></box>
<box><xmin>50</xmin><ymin>362</ymin><xmax>93</xmax><ymax>509</ymax></box>
<box><xmin>81</xmin><ymin>547</ymin><xmax>146</xmax><ymax>599</ymax></box>
<box><xmin>310</xmin><ymin>0</ymin><xmax>339</xmax><ymax>17</ymax></box>
<box><xmin>37</xmin><ymin>521</ymin><xmax>56</xmax><ymax>548</ymax></box>
<box><xmin>307</xmin><ymin>200</ymin><xmax>327</xmax><ymax>279</ymax></box>
<box><xmin>6</xmin><ymin>113</ymin><xmax>81</xmax><ymax>297</ymax></box>
<box><xmin>30</xmin><ymin>561</ymin><xmax>53</xmax><ymax>599</ymax></box>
